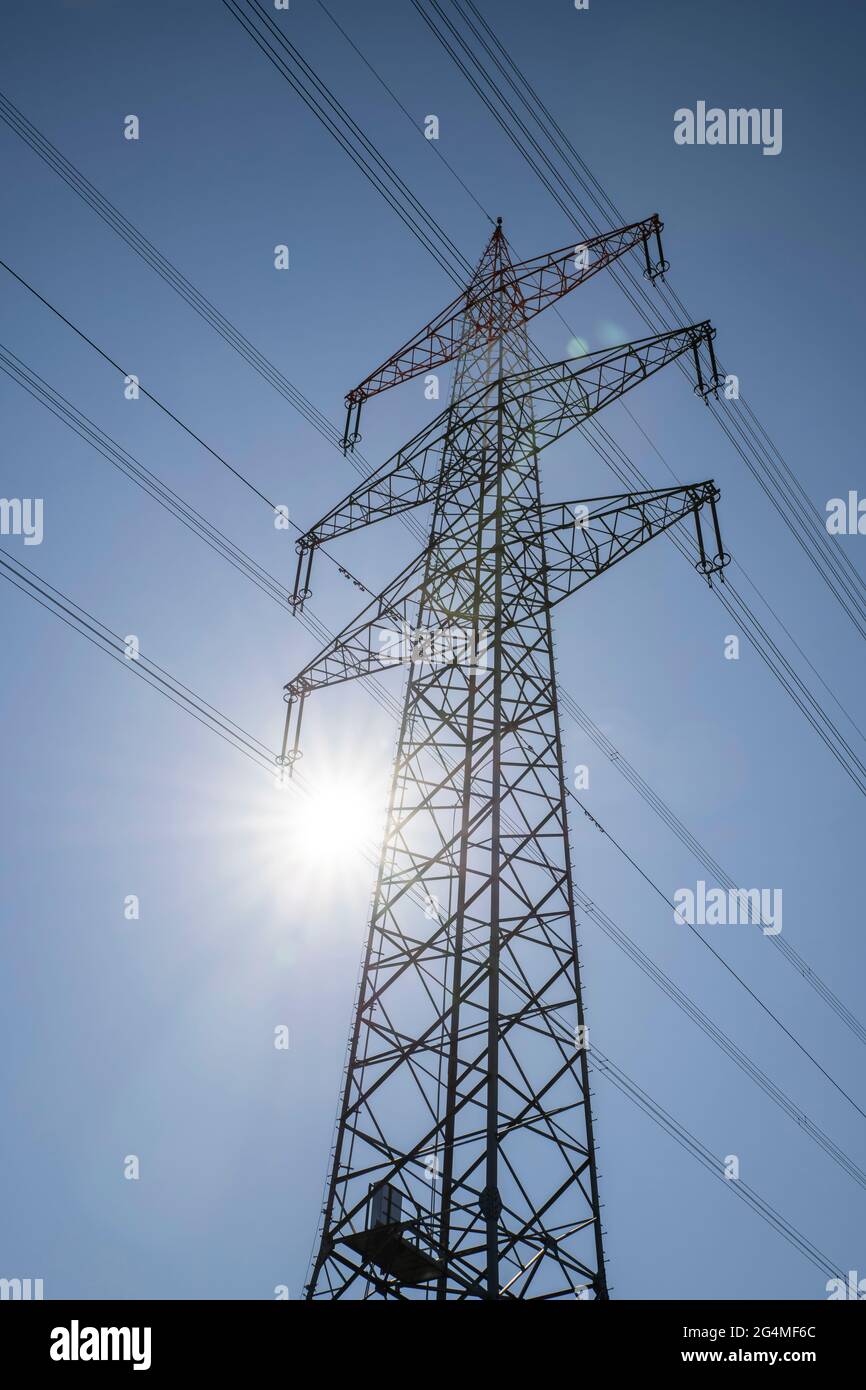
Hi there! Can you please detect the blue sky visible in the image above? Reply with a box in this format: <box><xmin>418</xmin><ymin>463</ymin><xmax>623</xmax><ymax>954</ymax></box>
<box><xmin>1</xmin><ymin>0</ymin><xmax>864</xmax><ymax>1299</ymax></box>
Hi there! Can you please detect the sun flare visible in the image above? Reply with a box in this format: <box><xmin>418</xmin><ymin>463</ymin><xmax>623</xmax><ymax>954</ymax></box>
<box><xmin>234</xmin><ymin>741</ymin><xmax>392</xmax><ymax>920</ymax></box>
<box><xmin>287</xmin><ymin>772</ymin><xmax>384</xmax><ymax>869</ymax></box>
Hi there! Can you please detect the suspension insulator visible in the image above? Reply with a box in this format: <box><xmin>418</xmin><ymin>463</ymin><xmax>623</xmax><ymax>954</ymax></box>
<box><xmin>644</xmin><ymin>221</ymin><xmax>670</xmax><ymax>282</ymax></box>
<box><xmin>692</xmin><ymin>334</ymin><xmax>720</xmax><ymax>401</ymax></box>
<box><xmin>708</xmin><ymin>494</ymin><xmax>732</xmax><ymax>577</ymax></box>
<box><xmin>277</xmin><ymin>686</ymin><xmax>308</xmax><ymax>779</ymax></box>
<box><xmin>342</xmin><ymin>399</ymin><xmax>363</xmax><ymax>454</ymax></box>
<box><xmin>291</xmin><ymin>543</ymin><xmax>316</xmax><ymax>613</ymax></box>
<box><xmin>692</xmin><ymin>503</ymin><xmax>711</xmax><ymax>578</ymax></box>
<box><xmin>705</xmin><ymin>331</ymin><xmax>724</xmax><ymax>398</ymax></box>
<box><xmin>693</xmin><ymin>492</ymin><xmax>731</xmax><ymax>585</ymax></box>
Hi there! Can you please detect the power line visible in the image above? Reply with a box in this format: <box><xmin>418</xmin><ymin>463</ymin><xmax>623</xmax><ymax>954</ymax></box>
<box><xmin>618</xmin><ymin>395</ymin><xmax>866</xmax><ymax>746</ymax></box>
<box><xmin>277</xmin><ymin>3</ymin><xmax>866</xmax><ymax>1037</ymax></box>
<box><xmin>0</xmin><ymin>544</ymin><xmax>844</xmax><ymax>1292</ymax></box>
<box><xmin>0</xmin><ymin>550</ymin><xmax>276</xmax><ymax>772</ymax></box>
<box><xmin>568</xmin><ymin>791</ymin><xmax>866</xmax><ymax>1120</ymax></box>
<box><xmin>475</xmin><ymin>4</ymin><xmax>866</xmax><ymax>628</ymax></box>
<box><xmin>0</xmin><ymin>89</ymin><xmax>365</xmax><ymax>462</ymax></box>
<box><xmin>0</xmin><ymin>256</ymin><xmax>277</xmax><ymax>511</ymax></box>
<box><xmin>0</xmin><ymin>342</ymin><xmax>416</xmax><ymax>746</ymax></box>
<box><xmin>561</xmin><ymin>688</ymin><xmax>866</xmax><ymax>1045</ymax></box>
<box><xmin>0</xmin><ymin>257</ymin><xmax>378</xmax><ymax>604</ymax></box>
<box><xmin>9</xmin><ymin>307</ymin><xmax>864</xmax><ymax>1158</ymax></box>
<box><xmin>5</xmin><ymin>13</ymin><xmax>861</xmax><ymax>1289</ymax></box>
<box><xmin>224</xmin><ymin>0</ymin><xmax>866</xmax><ymax>800</ymax></box>
<box><xmin>5</xmin><ymin>43</ymin><xmax>862</xmax><ymax>1047</ymax></box>
<box><xmin>13</xmin><ymin>338</ymin><xmax>859</xmax><ymax>1285</ymax></box>
<box><xmin>569</xmin><ymin>874</ymin><xmax>866</xmax><ymax>1191</ymax></box>
<box><xmin>5</xmin><ymin>72</ymin><xmax>858</xmax><ymax>812</ymax></box>
<box><xmin>573</xmin><ymin>409</ymin><xmax>866</xmax><ymax>794</ymax></box>
<box><xmin>591</xmin><ymin>1046</ymin><xmax>844</xmax><ymax>1286</ymax></box>
<box><xmin>315</xmin><ymin>0</ymin><xmax>496</xmax><ymax>227</ymax></box>
<box><xmin>425</xmin><ymin>0</ymin><xmax>866</xmax><ymax>636</ymax></box>
<box><xmin>221</xmin><ymin>0</ymin><xmax>472</xmax><ymax>286</ymax></box>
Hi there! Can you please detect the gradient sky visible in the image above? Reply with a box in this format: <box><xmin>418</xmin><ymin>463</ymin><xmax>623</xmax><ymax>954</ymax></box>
<box><xmin>1</xmin><ymin>0</ymin><xmax>864</xmax><ymax>1299</ymax></box>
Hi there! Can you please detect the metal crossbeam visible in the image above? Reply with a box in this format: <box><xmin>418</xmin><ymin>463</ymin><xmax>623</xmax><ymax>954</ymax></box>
<box><xmin>281</xmin><ymin>481</ymin><xmax>726</xmax><ymax>770</ymax></box>
<box><xmin>293</xmin><ymin>322</ymin><xmax>721</xmax><ymax>610</ymax></box>
<box><xmin>342</xmin><ymin>214</ymin><xmax>668</xmax><ymax>447</ymax></box>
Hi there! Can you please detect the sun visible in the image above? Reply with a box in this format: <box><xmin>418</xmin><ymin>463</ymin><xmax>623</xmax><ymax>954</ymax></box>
<box><xmin>288</xmin><ymin>770</ymin><xmax>385</xmax><ymax>869</ymax></box>
<box><xmin>222</xmin><ymin>739</ymin><xmax>392</xmax><ymax>924</ymax></box>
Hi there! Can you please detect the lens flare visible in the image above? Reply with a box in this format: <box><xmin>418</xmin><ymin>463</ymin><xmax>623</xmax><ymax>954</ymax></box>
<box><xmin>288</xmin><ymin>772</ymin><xmax>382</xmax><ymax>868</ymax></box>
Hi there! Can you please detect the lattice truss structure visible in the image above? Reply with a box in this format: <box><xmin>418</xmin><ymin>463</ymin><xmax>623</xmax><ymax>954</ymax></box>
<box><xmin>283</xmin><ymin>218</ymin><xmax>729</xmax><ymax>1300</ymax></box>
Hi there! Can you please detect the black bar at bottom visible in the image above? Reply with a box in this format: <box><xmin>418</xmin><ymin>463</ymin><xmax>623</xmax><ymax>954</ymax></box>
<box><xmin>0</xmin><ymin>1296</ymin><xmax>861</xmax><ymax>1375</ymax></box>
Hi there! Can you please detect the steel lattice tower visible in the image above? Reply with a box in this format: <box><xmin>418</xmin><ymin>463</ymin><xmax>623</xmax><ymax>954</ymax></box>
<box><xmin>282</xmin><ymin>218</ymin><xmax>728</xmax><ymax>1299</ymax></box>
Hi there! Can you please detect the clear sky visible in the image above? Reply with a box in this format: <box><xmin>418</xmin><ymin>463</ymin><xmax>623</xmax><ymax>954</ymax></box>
<box><xmin>1</xmin><ymin>0</ymin><xmax>864</xmax><ymax>1299</ymax></box>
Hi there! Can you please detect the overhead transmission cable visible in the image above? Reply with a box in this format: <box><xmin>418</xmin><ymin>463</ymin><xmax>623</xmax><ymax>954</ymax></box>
<box><xmin>311</xmin><ymin>0</ymin><xmax>866</xmax><ymax>783</ymax></box>
<box><xmin>7</xmin><ymin>314</ymin><xmax>866</xmax><ymax>1130</ymax></box>
<box><xmin>8</xmin><ymin>320</ymin><xmax>866</xmax><ymax>1126</ymax></box>
<box><xmin>1</xmin><ymin>13</ymin><xmax>856</xmax><ymax>1289</ymax></box>
<box><xmin>1</xmin><ymin>77</ymin><xmax>858</xmax><ymax>798</ymax></box>
<box><xmin>0</xmin><ymin>546</ymin><xmax>847</xmax><ymax>1288</ymax></box>
<box><xmin>262</xmin><ymin>3</ymin><xmax>866</xmax><ymax>1035</ymax></box>
<box><xmin>217</xmin><ymin>0</ymin><xmax>866</xmax><ymax>798</ymax></box>
<box><xmin>4</xmin><ymin>41</ymin><xmax>863</xmax><ymax>1040</ymax></box>
<box><xmin>415</xmin><ymin>0</ymin><xmax>866</xmax><ymax>634</ymax></box>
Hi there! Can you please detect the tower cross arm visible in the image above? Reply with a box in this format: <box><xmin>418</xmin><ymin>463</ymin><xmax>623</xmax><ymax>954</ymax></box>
<box><xmin>286</xmin><ymin>551</ymin><xmax>430</xmax><ymax>699</ymax></box>
<box><xmin>344</xmin><ymin>214</ymin><xmax>667</xmax><ymax>426</ymax></box>
<box><xmin>290</xmin><ymin>400</ymin><xmax>492</xmax><ymax>609</ymax></box>
<box><xmin>507</xmin><ymin>322</ymin><xmax>721</xmax><ymax>454</ymax></box>
<box><xmin>296</xmin><ymin>401</ymin><xmax>480</xmax><ymax>556</ymax></box>
<box><xmin>294</xmin><ymin>323</ymin><xmax>722</xmax><ymax>611</ymax></box>
<box><xmin>537</xmin><ymin>481</ymin><xmax>730</xmax><ymax>610</ymax></box>
<box><xmin>280</xmin><ymin>544</ymin><xmax>486</xmax><ymax>772</ymax></box>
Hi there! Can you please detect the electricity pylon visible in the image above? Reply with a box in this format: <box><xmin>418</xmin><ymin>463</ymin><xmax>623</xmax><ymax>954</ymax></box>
<box><xmin>283</xmin><ymin>218</ymin><xmax>729</xmax><ymax>1300</ymax></box>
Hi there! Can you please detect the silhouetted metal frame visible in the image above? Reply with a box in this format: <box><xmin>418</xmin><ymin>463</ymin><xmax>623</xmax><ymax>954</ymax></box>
<box><xmin>299</xmin><ymin>225</ymin><xmax>726</xmax><ymax>1300</ymax></box>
